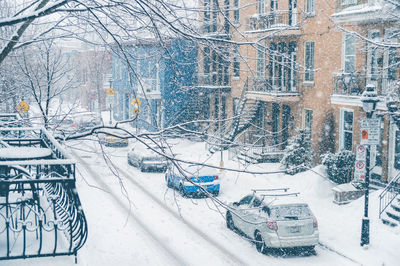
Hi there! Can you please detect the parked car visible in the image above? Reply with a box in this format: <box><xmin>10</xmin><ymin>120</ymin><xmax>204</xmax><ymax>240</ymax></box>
<box><xmin>127</xmin><ymin>142</ymin><xmax>168</xmax><ymax>172</ymax></box>
<box><xmin>226</xmin><ymin>190</ymin><xmax>319</xmax><ymax>254</ymax></box>
<box><xmin>98</xmin><ymin>128</ymin><xmax>129</xmax><ymax>147</ymax></box>
<box><xmin>165</xmin><ymin>163</ymin><xmax>220</xmax><ymax>197</ymax></box>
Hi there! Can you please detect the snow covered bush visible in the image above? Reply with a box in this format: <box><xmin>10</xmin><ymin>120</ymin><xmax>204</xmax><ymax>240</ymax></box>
<box><xmin>280</xmin><ymin>129</ymin><xmax>313</xmax><ymax>175</ymax></box>
<box><xmin>321</xmin><ymin>150</ymin><xmax>355</xmax><ymax>184</ymax></box>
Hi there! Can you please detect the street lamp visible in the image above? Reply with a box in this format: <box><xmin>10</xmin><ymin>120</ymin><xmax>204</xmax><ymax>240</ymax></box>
<box><xmin>360</xmin><ymin>84</ymin><xmax>379</xmax><ymax>247</ymax></box>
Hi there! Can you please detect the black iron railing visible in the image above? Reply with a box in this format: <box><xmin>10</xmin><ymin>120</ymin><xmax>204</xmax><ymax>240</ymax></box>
<box><xmin>0</xmin><ymin>127</ymin><xmax>87</xmax><ymax>261</ymax></box>
<box><xmin>247</xmin><ymin>11</ymin><xmax>301</xmax><ymax>31</ymax></box>
<box><xmin>247</xmin><ymin>77</ymin><xmax>298</xmax><ymax>94</ymax></box>
<box><xmin>379</xmin><ymin>172</ymin><xmax>400</xmax><ymax>218</ymax></box>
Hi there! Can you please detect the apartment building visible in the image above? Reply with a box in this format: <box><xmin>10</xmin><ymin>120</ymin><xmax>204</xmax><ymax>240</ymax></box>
<box><xmin>331</xmin><ymin>0</ymin><xmax>400</xmax><ymax>182</ymax></box>
<box><xmin>198</xmin><ymin>0</ymin><xmax>400</xmax><ymax>182</ymax></box>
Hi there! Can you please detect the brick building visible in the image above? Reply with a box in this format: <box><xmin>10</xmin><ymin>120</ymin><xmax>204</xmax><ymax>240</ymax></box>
<box><xmin>197</xmin><ymin>0</ymin><xmax>400</xmax><ymax>182</ymax></box>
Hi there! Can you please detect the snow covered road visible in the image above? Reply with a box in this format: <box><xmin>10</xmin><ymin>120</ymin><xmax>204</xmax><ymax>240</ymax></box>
<box><xmin>4</xmin><ymin>139</ymin><xmax>361</xmax><ymax>265</ymax></box>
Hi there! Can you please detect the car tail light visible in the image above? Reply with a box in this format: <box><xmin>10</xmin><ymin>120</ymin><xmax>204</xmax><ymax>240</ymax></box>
<box><xmin>266</xmin><ymin>218</ymin><xmax>278</xmax><ymax>231</ymax></box>
<box><xmin>214</xmin><ymin>175</ymin><xmax>219</xmax><ymax>180</ymax></box>
<box><xmin>313</xmin><ymin>216</ymin><xmax>318</xmax><ymax>228</ymax></box>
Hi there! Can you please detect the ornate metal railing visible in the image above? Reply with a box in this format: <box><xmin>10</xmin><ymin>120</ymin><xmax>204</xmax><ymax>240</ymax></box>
<box><xmin>332</xmin><ymin>72</ymin><xmax>365</xmax><ymax>96</ymax></box>
<box><xmin>247</xmin><ymin>11</ymin><xmax>301</xmax><ymax>31</ymax></box>
<box><xmin>379</xmin><ymin>172</ymin><xmax>400</xmax><ymax>218</ymax></box>
<box><xmin>0</xmin><ymin>127</ymin><xmax>87</xmax><ymax>261</ymax></box>
<box><xmin>247</xmin><ymin>77</ymin><xmax>298</xmax><ymax>94</ymax></box>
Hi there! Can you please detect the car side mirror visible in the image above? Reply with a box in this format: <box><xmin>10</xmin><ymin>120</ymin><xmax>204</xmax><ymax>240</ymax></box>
<box><xmin>233</xmin><ymin>202</ymin><xmax>239</xmax><ymax>207</ymax></box>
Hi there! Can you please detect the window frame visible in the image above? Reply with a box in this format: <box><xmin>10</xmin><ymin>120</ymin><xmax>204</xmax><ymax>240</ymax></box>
<box><xmin>304</xmin><ymin>41</ymin><xmax>315</xmax><ymax>81</ymax></box>
<box><xmin>339</xmin><ymin>108</ymin><xmax>354</xmax><ymax>151</ymax></box>
<box><xmin>234</xmin><ymin>0</ymin><xmax>240</xmax><ymax>24</ymax></box>
<box><xmin>305</xmin><ymin>0</ymin><xmax>315</xmax><ymax>15</ymax></box>
<box><xmin>342</xmin><ymin>33</ymin><xmax>356</xmax><ymax>74</ymax></box>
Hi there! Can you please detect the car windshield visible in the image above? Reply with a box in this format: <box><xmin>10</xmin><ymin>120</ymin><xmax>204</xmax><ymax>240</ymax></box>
<box><xmin>270</xmin><ymin>205</ymin><xmax>312</xmax><ymax>220</ymax></box>
<box><xmin>143</xmin><ymin>156</ymin><xmax>164</xmax><ymax>161</ymax></box>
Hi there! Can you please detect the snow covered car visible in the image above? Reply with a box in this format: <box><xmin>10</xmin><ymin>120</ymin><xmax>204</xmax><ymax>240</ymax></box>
<box><xmin>165</xmin><ymin>164</ymin><xmax>220</xmax><ymax>197</ymax></box>
<box><xmin>226</xmin><ymin>190</ymin><xmax>319</xmax><ymax>254</ymax></box>
<box><xmin>127</xmin><ymin>142</ymin><xmax>168</xmax><ymax>172</ymax></box>
<box><xmin>98</xmin><ymin>128</ymin><xmax>129</xmax><ymax>147</ymax></box>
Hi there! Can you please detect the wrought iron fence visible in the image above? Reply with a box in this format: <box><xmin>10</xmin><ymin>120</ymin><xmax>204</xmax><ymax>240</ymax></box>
<box><xmin>0</xmin><ymin>127</ymin><xmax>87</xmax><ymax>261</ymax></box>
<box><xmin>247</xmin><ymin>11</ymin><xmax>301</xmax><ymax>31</ymax></box>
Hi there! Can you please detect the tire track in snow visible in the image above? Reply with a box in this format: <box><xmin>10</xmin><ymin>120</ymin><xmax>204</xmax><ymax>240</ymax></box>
<box><xmin>76</xmin><ymin>143</ymin><xmax>248</xmax><ymax>265</ymax></box>
<box><xmin>71</xmin><ymin>149</ymin><xmax>187</xmax><ymax>266</ymax></box>
<box><xmin>115</xmin><ymin>165</ymin><xmax>248</xmax><ymax>266</ymax></box>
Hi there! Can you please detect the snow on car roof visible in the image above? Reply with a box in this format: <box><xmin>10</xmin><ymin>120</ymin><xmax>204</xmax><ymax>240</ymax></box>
<box><xmin>262</xmin><ymin>195</ymin><xmax>308</xmax><ymax>207</ymax></box>
<box><xmin>130</xmin><ymin>141</ymin><xmax>164</xmax><ymax>157</ymax></box>
<box><xmin>177</xmin><ymin>163</ymin><xmax>219</xmax><ymax>176</ymax></box>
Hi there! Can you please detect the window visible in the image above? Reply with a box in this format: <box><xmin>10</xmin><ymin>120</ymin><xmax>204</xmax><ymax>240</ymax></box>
<box><xmin>270</xmin><ymin>0</ymin><xmax>278</xmax><ymax>12</ymax></box>
<box><xmin>234</xmin><ymin>0</ymin><xmax>240</xmax><ymax>24</ymax></box>
<box><xmin>224</xmin><ymin>0</ymin><xmax>230</xmax><ymax>33</ymax></box>
<box><xmin>368</xmin><ymin>31</ymin><xmax>380</xmax><ymax>81</ymax></box>
<box><xmin>239</xmin><ymin>195</ymin><xmax>253</xmax><ymax>205</ymax></box>
<box><xmin>203</xmin><ymin>47</ymin><xmax>210</xmax><ymax>75</ymax></box>
<box><xmin>257</xmin><ymin>45</ymin><xmax>266</xmax><ymax>77</ymax></box>
<box><xmin>204</xmin><ymin>0</ymin><xmax>210</xmax><ymax>32</ymax></box>
<box><xmin>341</xmin><ymin>0</ymin><xmax>357</xmax><ymax>6</ymax></box>
<box><xmin>340</xmin><ymin>109</ymin><xmax>353</xmax><ymax>151</ymax></box>
<box><xmin>343</xmin><ymin>33</ymin><xmax>356</xmax><ymax>73</ymax></box>
<box><xmin>233</xmin><ymin>45</ymin><xmax>240</xmax><ymax>77</ymax></box>
<box><xmin>304</xmin><ymin>109</ymin><xmax>313</xmax><ymax>135</ymax></box>
<box><xmin>306</xmin><ymin>0</ymin><xmax>315</xmax><ymax>14</ymax></box>
<box><xmin>305</xmin><ymin>41</ymin><xmax>314</xmax><ymax>81</ymax></box>
<box><xmin>258</xmin><ymin>0</ymin><xmax>266</xmax><ymax>14</ymax></box>
<box><xmin>395</xmin><ymin>130</ymin><xmax>400</xmax><ymax>169</ymax></box>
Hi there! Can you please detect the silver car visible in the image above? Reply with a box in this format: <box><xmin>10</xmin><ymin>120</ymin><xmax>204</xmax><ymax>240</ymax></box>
<box><xmin>127</xmin><ymin>142</ymin><xmax>167</xmax><ymax>172</ymax></box>
<box><xmin>226</xmin><ymin>191</ymin><xmax>319</xmax><ymax>254</ymax></box>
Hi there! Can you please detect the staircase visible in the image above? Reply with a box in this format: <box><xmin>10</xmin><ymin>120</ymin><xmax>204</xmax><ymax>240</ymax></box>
<box><xmin>208</xmin><ymin>79</ymin><xmax>261</xmax><ymax>154</ymax></box>
<box><xmin>379</xmin><ymin>173</ymin><xmax>400</xmax><ymax>227</ymax></box>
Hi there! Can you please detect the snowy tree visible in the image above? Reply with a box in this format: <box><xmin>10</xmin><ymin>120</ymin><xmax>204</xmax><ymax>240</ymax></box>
<box><xmin>321</xmin><ymin>150</ymin><xmax>355</xmax><ymax>184</ymax></box>
<box><xmin>281</xmin><ymin>129</ymin><xmax>313</xmax><ymax>175</ymax></box>
<box><xmin>16</xmin><ymin>39</ymin><xmax>78</xmax><ymax>128</ymax></box>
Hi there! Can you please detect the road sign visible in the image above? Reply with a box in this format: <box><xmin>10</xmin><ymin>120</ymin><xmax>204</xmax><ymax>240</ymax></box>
<box><xmin>16</xmin><ymin>101</ymin><xmax>30</xmax><ymax>113</ymax></box>
<box><xmin>354</xmin><ymin>160</ymin><xmax>366</xmax><ymax>181</ymax></box>
<box><xmin>131</xmin><ymin>98</ymin><xmax>142</xmax><ymax>113</ymax></box>
<box><xmin>356</xmin><ymin>144</ymin><xmax>366</xmax><ymax>161</ymax></box>
<box><xmin>360</xmin><ymin>118</ymin><xmax>380</xmax><ymax>145</ymax></box>
<box><xmin>106</xmin><ymin>88</ymin><xmax>116</xmax><ymax>95</ymax></box>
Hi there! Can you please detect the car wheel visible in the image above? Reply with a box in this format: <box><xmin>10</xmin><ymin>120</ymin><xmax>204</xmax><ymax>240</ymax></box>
<box><xmin>166</xmin><ymin>175</ymin><xmax>172</xmax><ymax>188</ymax></box>
<box><xmin>255</xmin><ymin>231</ymin><xmax>267</xmax><ymax>254</ymax></box>
<box><xmin>179</xmin><ymin>185</ymin><xmax>186</xmax><ymax>197</ymax></box>
<box><xmin>213</xmin><ymin>191</ymin><xmax>219</xmax><ymax>197</ymax></box>
<box><xmin>226</xmin><ymin>211</ymin><xmax>235</xmax><ymax>231</ymax></box>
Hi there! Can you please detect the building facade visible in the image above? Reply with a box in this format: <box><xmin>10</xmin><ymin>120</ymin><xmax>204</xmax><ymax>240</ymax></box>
<box><xmin>198</xmin><ymin>0</ymin><xmax>400</xmax><ymax>182</ymax></box>
<box><xmin>111</xmin><ymin>39</ymin><xmax>198</xmax><ymax>131</ymax></box>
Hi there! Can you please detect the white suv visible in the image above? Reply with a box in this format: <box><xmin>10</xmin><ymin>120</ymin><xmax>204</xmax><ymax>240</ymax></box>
<box><xmin>226</xmin><ymin>190</ymin><xmax>319</xmax><ymax>254</ymax></box>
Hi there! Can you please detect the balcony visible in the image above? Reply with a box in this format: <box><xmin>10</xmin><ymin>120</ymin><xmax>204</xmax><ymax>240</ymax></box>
<box><xmin>197</xmin><ymin>73</ymin><xmax>231</xmax><ymax>92</ymax></box>
<box><xmin>332</xmin><ymin>0</ymin><xmax>395</xmax><ymax>24</ymax></box>
<box><xmin>201</xmin><ymin>22</ymin><xmax>231</xmax><ymax>39</ymax></box>
<box><xmin>246</xmin><ymin>77</ymin><xmax>300</xmax><ymax>103</ymax></box>
<box><xmin>136</xmin><ymin>78</ymin><xmax>161</xmax><ymax>99</ymax></box>
<box><xmin>331</xmin><ymin>72</ymin><xmax>393</xmax><ymax>107</ymax></box>
<box><xmin>246</xmin><ymin>11</ymin><xmax>301</xmax><ymax>33</ymax></box>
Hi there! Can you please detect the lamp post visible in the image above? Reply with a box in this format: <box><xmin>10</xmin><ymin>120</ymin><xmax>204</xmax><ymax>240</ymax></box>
<box><xmin>360</xmin><ymin>84</ymin><xmax>379</xmax><ymax>247</ymax></box>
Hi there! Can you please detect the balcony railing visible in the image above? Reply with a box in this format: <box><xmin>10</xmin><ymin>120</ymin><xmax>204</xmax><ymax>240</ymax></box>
<box><xmin>198</xmin><ymin>73</ymin><xmax>230</xmax><ymax>88</ymax></box>
<box><xmin>335</xmin><ymin>0</ymin><xmax>366</xmax><ymax>11</ymax></box>
<box><xmin>201</xmin><ymin>22</ymin><xmax>230</xmax><ymax>36</ymax></box>
<box><xmin>246</xmin><ymin>77</ymin><xmax>297</xmax><ymax>94</ymax></box>
<box><xmin>332</xmin><ymin>72</ymin><xmax>397</xmax><ymax>96</ymax></box>
<box><xmin>247</xmin><ymin>11</ymin><xmax>301</xmax><ymax>31</ymax></box>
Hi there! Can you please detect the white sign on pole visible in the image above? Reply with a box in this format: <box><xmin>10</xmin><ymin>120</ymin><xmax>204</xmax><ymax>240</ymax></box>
<box><xmin>354</xmin><ymin>160</ymin><xmax>366</xmax><ymax>181</ymax></box>
<box><xmin>356</xmin><ymin>144</ymin><xmax>367</xmax><ymax>161</ymax></box>
<box><xmin>360</xmin><ymin>118</ymin><xmax>380</xmax><ymax>145</ymax></box>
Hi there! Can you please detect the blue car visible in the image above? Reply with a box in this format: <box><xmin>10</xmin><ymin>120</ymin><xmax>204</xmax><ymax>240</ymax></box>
<box><xmin>165</xmin><ymin>164</ymin><xmax>220</xmax><ymax>197</ymax></box>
